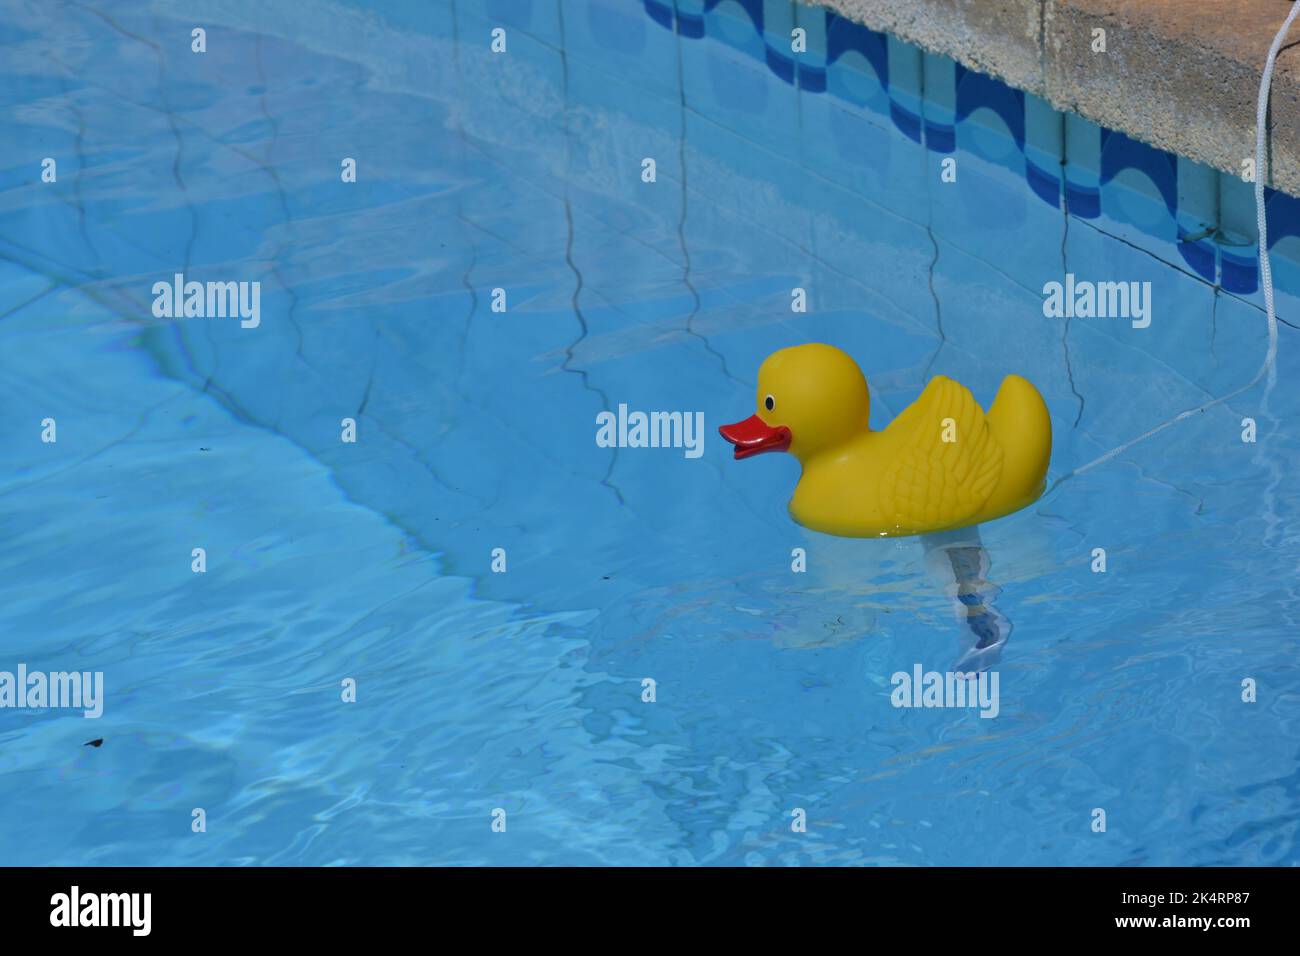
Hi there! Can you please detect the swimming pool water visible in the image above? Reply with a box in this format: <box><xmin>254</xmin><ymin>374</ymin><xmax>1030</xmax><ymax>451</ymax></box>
<box><xmin>1</xmin><ymin>0</ymin><xmax>1299</xmax><ymax>866</ymax></box>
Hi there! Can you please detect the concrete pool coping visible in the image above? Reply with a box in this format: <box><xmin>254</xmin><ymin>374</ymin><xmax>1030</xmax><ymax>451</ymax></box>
<box><xmin>818</xmin><ymin>0</ymin><xmax>1300</xmax><ymax>196</ymax></box>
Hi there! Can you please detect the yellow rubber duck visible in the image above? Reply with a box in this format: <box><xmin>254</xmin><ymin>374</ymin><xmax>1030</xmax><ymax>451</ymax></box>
<box><xmin>719</xmin><ymin>343</ymin><xmax>1052</xmax><ymax>537</ymax></box>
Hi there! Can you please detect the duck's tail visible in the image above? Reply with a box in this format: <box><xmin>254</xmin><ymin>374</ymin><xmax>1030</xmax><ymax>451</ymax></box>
<box><xmin>984</xmin><ymin>374</ymin><xmax>1052</xmax><ymax>516</ymax></box>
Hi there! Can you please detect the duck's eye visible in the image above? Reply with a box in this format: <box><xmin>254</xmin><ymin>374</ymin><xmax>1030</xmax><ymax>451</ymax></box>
<box><xmin>764</xmin><ymin>394</ymin><xmax>776</xmax><ymax>412</ymax></box>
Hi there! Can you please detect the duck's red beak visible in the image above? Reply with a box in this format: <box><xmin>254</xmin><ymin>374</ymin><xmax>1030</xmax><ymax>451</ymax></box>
<box><xmin>719</xmin><ymin>415</ymin><xmax>792</xmax><ymax>460</ymax></box>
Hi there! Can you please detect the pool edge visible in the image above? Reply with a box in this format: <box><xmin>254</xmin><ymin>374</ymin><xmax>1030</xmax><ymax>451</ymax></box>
<box><xmin>817</xmin><ymin>0</ymin><xmax>1300</xmax><ymax>198</ymax></box>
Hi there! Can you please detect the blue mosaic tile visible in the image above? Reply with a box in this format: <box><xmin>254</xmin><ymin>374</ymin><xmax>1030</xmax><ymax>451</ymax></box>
<box><xmin>792</xmin><ymin>0</ymin><xmax>826</xmax><ymax>92</ymax></box>
<box><xmin>956</xmin><ymin>65</ymin><xmax>1024</xmax><ymax>152</ymax></box>
<box><xmin>823</xmin><ymin>13</ymin><xmax>888</xmax><ymax>115</ymax></box>
<box><xmin>921</xmin><ymin>53</ymin><xmax>956</xmax><ymax>154</ymax></box>
<box><xmin>1064</xmin><ymin>113</ymin><xmax>1102</xmax><ymax>219</ymax></box>
<box><xmin>761</xmin><ymin>0</ymin><xmax>797</xmax><ymax>87</ymax></box>
<box><xmin>1024</xmin><ymin>93</ymin><xmax>1063</xmax><ymax>209</ymax></box>
<box><xmin>1218</xmin><ymin>171</ymin><xmax>1258</xmax><ymax>295</ymax></box>
<box><xmin>885</xmin><ymin>36</ymin><xmax>924</xmax><ymax>144</ymax></box>
<box><xmin>644</xmin><ymin>0</ymin><xmax>676</xmax><ymax>31</ymax></box>
<box><xmin>1175</xmin><ymin>156</ymin><xmax>1217</xmax><ymax>282</ymax></box>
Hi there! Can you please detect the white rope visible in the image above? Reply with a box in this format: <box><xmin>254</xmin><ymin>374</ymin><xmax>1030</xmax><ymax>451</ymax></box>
<box><xmin>1253</xmin><ymin>0</ymin><xmax>1300</xmax><ymax>389</ymax></box>
<box><xmin>1048</xmin><ymin>2</ymin><xmax>1296</xmax><ymax>490</ymax></box>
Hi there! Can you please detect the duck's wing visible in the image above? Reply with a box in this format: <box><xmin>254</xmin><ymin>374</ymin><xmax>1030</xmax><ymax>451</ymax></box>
<box><xmin>877</xmin><ymin>376</ymin><xmax>1004</xmax><ymax>530</ymax></box>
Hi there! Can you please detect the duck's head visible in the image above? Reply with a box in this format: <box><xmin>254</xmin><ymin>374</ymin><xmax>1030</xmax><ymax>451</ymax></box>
<box><xmin>719</xmin><ymin>343</ymin><xmax>870</xmax><ymax>463</ymax></box>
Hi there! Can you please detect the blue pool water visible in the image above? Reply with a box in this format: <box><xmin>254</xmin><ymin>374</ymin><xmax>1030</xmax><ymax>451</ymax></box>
<box><xmin>2</xmin><ymin>0</ymin><xmax>1299</xmax><ymax>866</ymax></box>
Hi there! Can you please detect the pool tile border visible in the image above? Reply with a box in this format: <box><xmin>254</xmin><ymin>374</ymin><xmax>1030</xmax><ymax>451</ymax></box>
<box><xmin>632</xmin><ymin>0</ymin><xmax>1300</xmax><ymax>305</ymax></box>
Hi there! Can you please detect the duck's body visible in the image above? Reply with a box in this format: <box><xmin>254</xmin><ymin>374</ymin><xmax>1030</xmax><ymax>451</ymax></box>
<box><xmin>719</xmin><ymin>345</ymin><xmax>1051</xmax><ymax>537</ymax></box>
